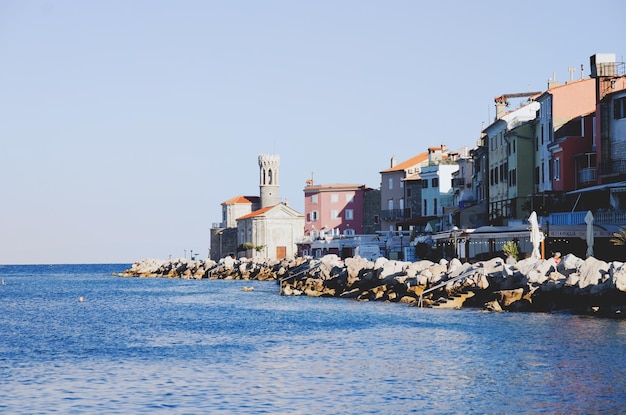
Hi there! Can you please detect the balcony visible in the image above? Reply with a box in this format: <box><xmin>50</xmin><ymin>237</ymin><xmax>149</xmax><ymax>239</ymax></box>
<box><xmin>380</xmin><ymin>209</ymin><xmax>409</xmax><ymax>220</ymax></box>
<box><xmin>548</xmin><ymin>210</ymin><xmax>626</xmax><ymax>226</ymax></box>
<box><xmin>452</xmin><ymin>177</ymin><xmax>466</xmax><ymax>188</ymax></box>
<box><xmin>578</xmin><ymin>168</ymin><xmax>597</xmax><ymax>184</ymax></box>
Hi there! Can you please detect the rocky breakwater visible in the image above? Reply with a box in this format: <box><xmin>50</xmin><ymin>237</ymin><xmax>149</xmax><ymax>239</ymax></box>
<box><xmin>118</xmin><ymin>254</ymin><xmax>626</xmax><ymax>316</ymax></box>
<box><xmin>279</xmin><ymin>254</ymin><xmax>626</xmax><ymax>316</ymax></box>
<box><xmin>116</xmin><ymin>256</ymin><xmax>309</xmax><ymax>281</ymax></box>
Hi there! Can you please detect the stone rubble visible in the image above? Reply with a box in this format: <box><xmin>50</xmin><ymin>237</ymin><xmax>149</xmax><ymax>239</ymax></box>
<box><xmin>117</xmin><ymin>253</ymin><xmax>626</xmax><ymax>317</ymax></box>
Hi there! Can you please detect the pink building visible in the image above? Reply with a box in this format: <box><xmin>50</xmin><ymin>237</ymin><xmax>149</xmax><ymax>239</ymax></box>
<box><xmin>303</xmin><ymin>182</ymin><xmax>370</xmax><ymax>237</ymax></box>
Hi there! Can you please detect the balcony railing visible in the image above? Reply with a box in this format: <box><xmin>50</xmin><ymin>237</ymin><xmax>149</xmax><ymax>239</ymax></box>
<box><xmin>548</xmin><ymin>210</ymin><xmax>626</xmax><ymax>226</ymax></box>
<box><xmin>380</xmin><ymin>209</ymin><xmax>409</xmax><ymax>220</ymax></box>
<box><xmin>452</xmin><ymin>177</ymin><xmax>466</xmax><ymax>187</ymax></box>
<box><xmin>578</xmin><ymin>168</ymin><xmax>597</xmax><ymax>184</ymax></box>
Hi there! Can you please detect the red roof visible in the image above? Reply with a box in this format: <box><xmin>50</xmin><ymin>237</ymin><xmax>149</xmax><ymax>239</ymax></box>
<box><xmin>380</xmin><ymin>152</ymin><xmax>428</xmax><ymax>173</ymax></box>
<box><xmin>221</xmin><ymin>195</ymin><xmax>260</xmax><ymax>205</ymax></box>
<box><xmin>237</xmin><ymin>205</ymin><xmax>273</xmax><ymax>220</ymax></box>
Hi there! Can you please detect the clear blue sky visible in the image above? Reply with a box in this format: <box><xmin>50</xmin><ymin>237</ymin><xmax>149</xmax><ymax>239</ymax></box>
<box><xmin>2</xmin><ymin>0</ymin><xmax>624</xmax><ymax>264</ymax></box>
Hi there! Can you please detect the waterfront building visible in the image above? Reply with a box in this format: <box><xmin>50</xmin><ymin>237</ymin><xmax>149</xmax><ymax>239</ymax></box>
<box><xmin>484</xmin><ymin>99</ymin><xmax>539</xmax><ymax>224</ymax></box>
<box><xmin>210</xmin><ymin>154</ymin><xmax>304</xmax><ymax>261</ymax></box>
<box><xmin>302</xmin><ymin>182</ymin><xmax>372</xmax><ymax>238</ymax></box>
<box><xmin>420</xmin><ymin>162</ymin><xmax>459</xmax><ymax>231</ymax></box>
<box><xmin>379</xmin><ymin>152</ymin><xmax>429</xmax><ymax>232</ymax></box>
<box><xmin>210</xmin><ymin>195</ymin><xmax>260</xmax><ymax>260</ymax></box>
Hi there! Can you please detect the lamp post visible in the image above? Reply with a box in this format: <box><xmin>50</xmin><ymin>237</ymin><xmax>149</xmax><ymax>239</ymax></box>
<box><xmin>452</xmin><ymin>226</ymin><xmax>459</xmax><ymax>259</ymax></box>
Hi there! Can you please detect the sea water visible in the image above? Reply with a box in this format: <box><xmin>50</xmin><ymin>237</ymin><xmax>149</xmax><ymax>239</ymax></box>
<box><xmin>1</xmin><ymin>264</ymin><xmax>626</xmax><ymax>414</ymax></box>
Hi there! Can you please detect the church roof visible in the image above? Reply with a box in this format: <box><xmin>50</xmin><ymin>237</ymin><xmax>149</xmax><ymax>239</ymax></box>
<box><xmin>236</xmin><ymin>203</ymin><xmax>304</xmax><ymax>220</ymax></box>
<box><xmin>236</xmin><ymin>205</ymin><xmax>274</xmax><ymax>220</ymax></box>
<box><xmin>221</xmin><ymin>195</ymin><xmax>260</xmax><ymax>205</ymax></box>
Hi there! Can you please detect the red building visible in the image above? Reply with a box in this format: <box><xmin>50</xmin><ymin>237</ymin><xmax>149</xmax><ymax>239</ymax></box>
<box><xmin>550</xmin><ymin>113</ymin><xmax>595</xmax><ymax>192</ymax></box>
<box><xmin>303</xmin><ymin>182</ymin><xmax>371</xmax><ymax>238</ymax></box>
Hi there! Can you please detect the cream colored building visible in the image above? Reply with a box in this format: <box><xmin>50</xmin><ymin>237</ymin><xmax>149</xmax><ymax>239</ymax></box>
<box><xmin>234</xmin><ymin>154</ymin><xmax>304</xmax><ymax>260</ymax></box>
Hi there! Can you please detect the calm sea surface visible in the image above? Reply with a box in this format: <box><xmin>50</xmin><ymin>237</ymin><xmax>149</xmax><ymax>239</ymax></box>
<box><xmin>1</xmin><ymin>264</ymin><xmax>626</xmax><ymax>414</ymax></box>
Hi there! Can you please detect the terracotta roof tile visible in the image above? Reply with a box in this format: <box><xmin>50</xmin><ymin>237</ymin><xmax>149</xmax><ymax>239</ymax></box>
<box><xmin>221</xmin><ymin>195</ymin><xmax>260</xmax><ymax>205</ymax></box>
<box><xmin>380</xmin><ymin>152</ymin><xmax>429</xmax><ymax>173</ymax></box>
<box><xmin>237</xmin><ymin>205</ymin><xmax>274</xmax><ymax>220</ymax></box>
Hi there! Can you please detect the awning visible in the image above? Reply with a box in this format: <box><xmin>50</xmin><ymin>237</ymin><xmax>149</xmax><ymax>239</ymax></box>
<box><xmin>567</xmin><ymin>181</ymin><xmax>626</xmax><ymax>195</ymax></box>
<box><xmin>430</xmin><ymin>226</ymin><xmax>531</xmax><ymax>241</ymax></box>
<box><xmin>548</xmin><ymin>224</ymin><xmax>621</xmax><ymax>238</ymax></box>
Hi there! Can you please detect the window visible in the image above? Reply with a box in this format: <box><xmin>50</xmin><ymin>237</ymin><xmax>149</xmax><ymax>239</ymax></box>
<box><xmin>535</xmin><ymin>167</ymin><xmax>540</xmax><ymax>185</ymax></box>
<box><xmin>434</xmin><ymin>198</ymin><xmax>438</xmax><ymax>215</ymax></box>
<box><xmin>432</xmin><ymin>178</ymin><xmax>439</xmax><ymax>187</ymax></box>
<box><xmin>311</xmin><ymin>211</ymin><xmax>318</xmax><ymax>221</ymax></box>
<box><xmin>388</xmin><ymin>178</ymin><xmax>393</xmax><ymax>189</ymax></box>
<box><xmin>345</xmin><ymin>193</ymin><xmax>354</xmax><ymax>203</ymax></box>
<box><xmin>423</xmin><ymin>199</ymin><xmax>428</xmax><ymax>216</ymax></box>
<box><xmin>345</xmin><ymin>209</ymin><xmax>354</xmax><ymax>220</ymax></box>
<box><xmin>387</xmin><ymin>199</ymin><xmax>394</xmax><ymax>210</ymax></box>
<box><xmin>330</xmin><ymin>210</ymin><xmax>339</xmax><ymax>220</ymax></box>
<box><xmin>549</xmin><ymin>159</ymin><xmax>554</xmax><ymax>181</ymax></box>
<box><xmin>541</xmin><ymin>161</ymin><xmax>545</xmax><ymax>183</ymax></box>
<box><xmin>614</xmin><ymin>97</ymin><xmax>626</xmax><ymax>119</ymax></box>
<box><xmin>407</xmin><ymin>187</ymin><xmax>412</xmax><ymax>198</ymax></box>
<box><xmin>422</xmin><ymin>180</ymin><xmax>429</xmax><ymax>188</ymax></box>
<box><xmin>509</xmin><ymin>168</ymin><xmax>517</xmax><ymax>186</ymax></box>
<box><xmin>399</xmin><ymin>198</ymin><xmax>404</xmax><ymax>210</ymax></box>
<box><xmin>555</xmin><ymin>158</ymin><xmax>560</xmax><ymax>180</ymax></box>
<box><xmin>373</xmin><ymin>215</ymin><xmax>379</xmax><ymax>224</ymax></box>
<box><xmin>344</xmin><ymin>228</ymin><xmax>355</xmax><ymax>236</ymax></box>
<box><xmin>311</xmin><ymin>194</ymin><xmax>318</xmax><ymax>204</ymax></box>
<box><xmin>331</xmin><ymin>194</ymin><xmax>339</xmax><ymax>203</ymax></box>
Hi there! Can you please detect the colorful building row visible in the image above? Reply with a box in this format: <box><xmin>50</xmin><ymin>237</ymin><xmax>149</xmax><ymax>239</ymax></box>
<box><xmin>211</xmin><ymin>53</ymin><xmax>626</xmax><ymax>262</ymax></box>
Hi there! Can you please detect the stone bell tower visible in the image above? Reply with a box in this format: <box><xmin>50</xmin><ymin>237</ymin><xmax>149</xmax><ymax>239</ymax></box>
<box><xmin>258</xmin><ymin>154</ymin><xmax>280</xmax><ymax>208</ymax></box>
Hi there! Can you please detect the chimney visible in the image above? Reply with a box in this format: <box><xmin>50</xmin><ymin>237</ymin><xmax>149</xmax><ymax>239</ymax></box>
<box><xmin>495</xmin><ymin>101</ymin><xmax>507</xmax><ymax>120</ymax></box>
<box><xmin>547</xmin><ymin>72</ymin><xmax>561</xmax><ymax>89</ymax></box>
<box><xmin>390</xmin><ymin>156</ymin><xmax>397</xmax><ymax>168</ymax></box>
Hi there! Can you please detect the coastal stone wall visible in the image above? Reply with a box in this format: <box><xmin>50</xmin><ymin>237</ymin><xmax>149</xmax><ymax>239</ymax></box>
<box><xmin>117</xmin><ymin>254</ymin><xmax>626</xmax><ymax>317</ymax></box>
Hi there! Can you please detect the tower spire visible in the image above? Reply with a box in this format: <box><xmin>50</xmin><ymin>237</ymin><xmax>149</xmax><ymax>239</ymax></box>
<box><xmin>258</xmin><ymin>154</ymin><xmax>280</xmax><ymax>208</ymax></box>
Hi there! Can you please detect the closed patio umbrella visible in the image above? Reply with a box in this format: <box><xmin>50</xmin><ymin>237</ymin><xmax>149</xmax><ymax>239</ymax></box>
<box><xmin>585</xmin><ymin>210</ymin><xmax>594</xmax><ymax>258</ymax></box>
<box><xmin>528</xmin><ymin>211</ymin><xmax>544</xmax><ymax>259</ymax></box>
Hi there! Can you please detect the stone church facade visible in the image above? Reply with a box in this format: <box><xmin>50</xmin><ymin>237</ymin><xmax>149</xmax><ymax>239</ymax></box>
<box><xmin>210</xmin><ymin>154</ymin><xmax>304</xmax><ymax>261</ymax></box>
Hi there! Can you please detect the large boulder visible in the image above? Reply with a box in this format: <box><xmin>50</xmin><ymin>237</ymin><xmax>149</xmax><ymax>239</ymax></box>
<box><xmin>577</xmin><ymin>257</ymin><xmax>610</xmax><ymax>290</ymax></box>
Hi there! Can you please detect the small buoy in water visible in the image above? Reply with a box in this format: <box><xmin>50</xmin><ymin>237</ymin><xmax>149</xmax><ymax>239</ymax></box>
<box><xmin>241</xmin><ymin>286</ymin><xmax>254</xmax><ymax>292</ymax></box>
<box><xmin>1</xmin><ymin>279</ymin><xmax>5</xmax><ymax>286</ymax></box>
<box><xmin>79</xmin><ymin>296</ymin><xmax>84</xmax><ymax>302</ymax></box>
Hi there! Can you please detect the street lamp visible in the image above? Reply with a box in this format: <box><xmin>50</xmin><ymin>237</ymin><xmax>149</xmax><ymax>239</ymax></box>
<box><xmin>452</xmin><ymin>226</ymin><xmax>459</xmax><ymax>259</ymax></box>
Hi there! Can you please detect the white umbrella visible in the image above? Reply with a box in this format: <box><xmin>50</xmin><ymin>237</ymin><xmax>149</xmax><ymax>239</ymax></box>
<box><xmin>528</xmin><ymin>211</ymin><xmax>544</xmax><ymax>259</ymax></box>
<box><xmin>585</xmin><ymin>210</ymin><xmax>594</xmax><ymax>258</ymax></box>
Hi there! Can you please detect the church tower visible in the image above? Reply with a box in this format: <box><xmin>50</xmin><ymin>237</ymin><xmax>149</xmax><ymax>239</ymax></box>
<box><xmin>258</xmin><ymin>154</ymin><xmax>280</xmax><ymax>208</ymax></box>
